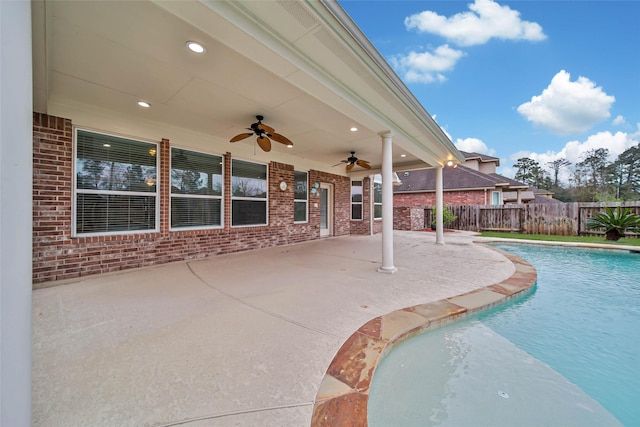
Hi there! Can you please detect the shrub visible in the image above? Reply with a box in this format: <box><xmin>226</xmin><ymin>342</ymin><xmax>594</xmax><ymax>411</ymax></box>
<box><xmin>431</xmin><ymin>205</ymin><xmax>458</xmax><ymax>228</ymax></box>
<box><xmin>586</xmin><ymin>206</ymin><xmax>640</xmax><ymax>241</ymax></box>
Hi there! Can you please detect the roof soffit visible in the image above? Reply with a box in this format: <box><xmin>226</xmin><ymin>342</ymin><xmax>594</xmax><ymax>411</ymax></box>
<box><xmin>179</xmin><ymin>0</ymin><xmax>460</xmax><ymax>166</ymax></box>
<box><xmin>38</xmin><ymin>0</ymin><xmax>459</xmax><ymax>172</ymax></box>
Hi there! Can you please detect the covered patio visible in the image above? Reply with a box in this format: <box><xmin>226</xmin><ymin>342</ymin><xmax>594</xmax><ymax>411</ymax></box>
<box><xmin>32</xmin><ymin>231</ymin><xmax>517</xmax><ymax>426</ymax></box>
<box><xmin>1</xmin><ymin>1</ymin><xmax>465</xmax><ymax>423</ymax></box>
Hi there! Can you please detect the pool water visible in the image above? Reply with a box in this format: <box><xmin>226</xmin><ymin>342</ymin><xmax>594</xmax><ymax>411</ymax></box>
<box><xmin>368</xmin><ymin>244</ymin><xmax>639</xmax><ymax>426</ymax></box>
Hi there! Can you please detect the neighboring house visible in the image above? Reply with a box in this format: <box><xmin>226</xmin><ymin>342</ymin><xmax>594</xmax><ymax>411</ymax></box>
<box><xmin>394</xmin><ymin>151</ymin><xmax>555</xmax><ymax>206</ymax></box>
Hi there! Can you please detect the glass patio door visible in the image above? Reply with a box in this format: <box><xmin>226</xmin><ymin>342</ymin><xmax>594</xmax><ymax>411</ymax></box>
<box><xmin>319</xmin><ymin>183</ymin><xmax>333</xmax><ymax>237</ymax></box>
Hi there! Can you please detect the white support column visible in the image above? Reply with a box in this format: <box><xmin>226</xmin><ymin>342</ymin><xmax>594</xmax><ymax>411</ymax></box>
<box><xmin>378</xmin><ymin>132</ymin><xmax>396</xmax><ymax>273</ymax></box>
<box><xmin>1</xmin><ymin>1</ymin><xmax>33</xmax><ymax>425</ymax></box>
<box><xmin>435</xmin><ymin>165</ymin><xmax>445</xmax><ymax>245</ymax></box>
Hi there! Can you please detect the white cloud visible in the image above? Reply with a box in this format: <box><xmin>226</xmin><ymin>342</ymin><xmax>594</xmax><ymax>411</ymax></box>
<box><xmin>389</xmin><ymin>45</ymin><xmax>465</xmax><ymax>83</ymax></box>
<box><xmin>505</xmin><ymin>130</ymin><xmax>639</xmax><ymax>183</ymax></box>
<box><xmin>612</xmin><ymin>115</ymin><xmax>626</xmax><ymax>126</ymax></box>
<box><xmin>454</xmin><ymin>137</ymin><xmax>496</xmax><ymax>156</ymax></box>
<box><xmin>404</xmin><ymin>0</ymin><xmax>546</xmax><ymax>46</ymax></box>
<box><xmin>517</xmin><ymin>70</ymin><xmax>615</xmax><ymax>135</ymax></box>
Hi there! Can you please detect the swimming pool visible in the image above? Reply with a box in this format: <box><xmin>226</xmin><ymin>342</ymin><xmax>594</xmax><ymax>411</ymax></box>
<box><xmin>368</xmin><ymin>244</ymin><xmax>639</xmax><ymax>426</ymax></box>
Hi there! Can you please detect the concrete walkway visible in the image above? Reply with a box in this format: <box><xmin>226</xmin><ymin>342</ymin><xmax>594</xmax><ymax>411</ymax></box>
<box><xmin>32</xmin><ymin>231</ymin><xmax>514</xmax><ymax>426</ymax></box>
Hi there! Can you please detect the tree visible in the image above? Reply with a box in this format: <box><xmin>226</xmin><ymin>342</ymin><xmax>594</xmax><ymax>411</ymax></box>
<box><xmin>547</xmin><ymin>158</ymin><xmax>571</xmax><ymax>187</ymax></box>
<box><xmin>578</xmin><ymin>148</ymin><xmax>609</xmax><ymax>190</ymax></box>
<box><xmin>615</xmin><ymin>145</ymin><xmax>640</xmax><ymax>199</ymax></box>
<box><xmin>513</xmin><ymin>157</ymin><xmax>548</xmax><ymax>187</ymax></box>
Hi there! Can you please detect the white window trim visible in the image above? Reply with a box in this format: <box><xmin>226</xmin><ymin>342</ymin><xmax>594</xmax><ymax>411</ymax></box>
<box><xmin>351</xmin><ymin>179</ymin><xmax>364</xmax><ymax>221</ymax></box>
<box><xmin>294</xmin><ymin>170</ymin><xmax>309</xmax><ymax>224</ymax></box>
<box><xmin>230</xmin><ymin>158</ymin><xmax>269</xmax><ymax>228</ymax></box>
<box><xmin>169</xmin><ymin>147</ymin><xmax>224</xmax><ymax>231</ymax></box>
<box><xmin>491</xmin><ymin>190</ymin><xmax>502</xmax><ymax>205</ymax></box>
<box><xmin>373</xmin><ymin>174</ymin><xmax>382</xmax><ymax>220</ymax></box>
<box><xmin>72</xmin><ymin>127</ymin><xmax>159</xmax><ymax>237</ymax></box>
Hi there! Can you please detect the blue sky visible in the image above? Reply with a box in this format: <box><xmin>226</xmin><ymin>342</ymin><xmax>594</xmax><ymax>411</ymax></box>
<box><xmin>339</xmin><ymin>0</ymin><xmax>640</xmax><ymax>182</ymax></box>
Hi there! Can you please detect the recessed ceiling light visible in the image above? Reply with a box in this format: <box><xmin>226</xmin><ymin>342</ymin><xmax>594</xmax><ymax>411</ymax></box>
<box><xmin>103</xmin><ymin>144</ymin><xmax>111</xmax><ymax>147</ymax></box>
<box><xmin>400</xmin><ymin>154</ymin><xmax>407</xmax><ymax>158</ymax></box>
<box><xmin>138</xmin><ymin>101</ymin><xmax>151</xmax><ymax>108</ymax></box>
<box><xmin>350</xmin><ymin>127</ymin><xmax>358</xmax><ymax>132</ymax></box>
<box><xmin>186</xmin><ymin>41</ymin><xmax>206</xmax><ymax>54</ymax></box>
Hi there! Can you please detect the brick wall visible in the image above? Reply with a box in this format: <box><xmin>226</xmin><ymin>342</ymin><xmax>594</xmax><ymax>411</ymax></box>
<box><xmin>350</xmin><ymin>177</ymin><xmax>372</xmax><ymax>234</ymax></box>
<box><xmin>393</xmin><ymin>207</ymin><xmax>425</xmax><ymax>230</ymax></box>
<box><xmin>32</xmin><ymin>113</ymin><xmax>357</xmax><ymax>285</ymax></box>
<box><xmin>308</xmin><ymin>170</ymin><xmax>351</xmax><ymax>237</ymax></box>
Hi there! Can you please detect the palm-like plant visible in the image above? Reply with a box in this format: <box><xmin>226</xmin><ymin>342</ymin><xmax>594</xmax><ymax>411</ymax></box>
<box><xmin>586</xmin><ymin>206</ymin><xmax>640</xmax><ymax>241</ymax></box>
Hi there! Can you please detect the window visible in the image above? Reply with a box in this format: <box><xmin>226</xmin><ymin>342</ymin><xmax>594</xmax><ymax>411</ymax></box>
<box><xmin>294</xmin><ymin>171</ymin><xmax>308</xmax><ymax>222</ymax></box>
<box><xmin>351</xmin><ymin>180</ymin><xmax>363</xmax><ymax>220</ymax></box>
<box><xmin>373</xmin><ymin>174</ymin><xmax>383</xmax><ymax>219</ymax></box>
<box><xmin>171</xmin><ymin>148</ymin><xmax>223</xmax><ymax>229</ymax></box>
<box><xmin>231</xmin><ymin>159</ymin><xmax>267</xmax><ymax>226</ymax></box>
<box><xmin>74</xmin><ymin>129</ymin><xmax>158</xmax><ymax>235</ymax></box>
<box><xmin>492</xmin><ymin>191</ymin><xmax>502</xmax><ymax>205</ymax></box>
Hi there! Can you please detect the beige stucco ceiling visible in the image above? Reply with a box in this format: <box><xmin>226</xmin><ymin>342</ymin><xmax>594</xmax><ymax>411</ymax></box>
<box><xmin>32</xmin><ymin>0</ymin><xmax>463</xmax><ymax>175</ymax></box>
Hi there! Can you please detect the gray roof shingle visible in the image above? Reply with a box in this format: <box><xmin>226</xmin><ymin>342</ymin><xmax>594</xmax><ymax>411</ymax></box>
<box><xmin>394</xmin><ymin>164</ymin><xmax>534</xmax><ymax>192</ymax></box>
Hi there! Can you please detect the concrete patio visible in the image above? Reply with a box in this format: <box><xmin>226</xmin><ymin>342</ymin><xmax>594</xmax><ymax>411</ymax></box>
<box><xmin>32</xmin><ymin>231</ymin><xmax>515</xmax><ymax>426</ymax></box>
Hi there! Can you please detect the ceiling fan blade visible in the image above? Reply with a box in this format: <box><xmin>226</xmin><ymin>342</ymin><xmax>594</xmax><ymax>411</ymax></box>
<box><xmin>269</xmin><ymin>132</ymin><xmax>293</xmax><ymax>146</ymax></box>
<box><xmin>346</xmin><ymin>162</ymin><xmax>355</xmax><ymax>171</ymax></box>
<box><xmin>332</xmin><ymin>161</ymin><xmax>346</xmax><ymax>167</ymax></box>
<box><xmin>256</xmin><ymin>136</ymin><xmax>272</xmax><ymax>152</ymax></box>
<box><xmin>230</xmin><ymin>133</ymin><xmax>253</xmax><ymax>142</ymax></box>
<box><xmin>356</xmin><ymin>159</ymin><xmax>371</xmax><ymax>169</ymax></box>
<box><xmin>257</xmin><ymin>123</ymin><xmax>275</xmax><ymax>134</ymax></box>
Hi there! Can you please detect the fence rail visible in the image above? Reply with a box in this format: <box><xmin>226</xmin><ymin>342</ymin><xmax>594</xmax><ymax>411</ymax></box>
<box><xmin>417</xmin><ymin>202</ymin><xmax>640</xmax><ymax>236</ymax></box>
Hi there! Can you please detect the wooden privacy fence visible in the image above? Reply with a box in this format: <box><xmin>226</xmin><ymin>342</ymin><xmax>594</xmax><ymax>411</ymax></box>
<box><xmin>418</xmin><ymin>202</ymin><xmax>640</xmax><ymax>236</ymax></box>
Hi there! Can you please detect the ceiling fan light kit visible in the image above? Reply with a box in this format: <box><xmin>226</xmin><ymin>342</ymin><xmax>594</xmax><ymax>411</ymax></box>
<box><xmin>333</xmin><ymin>151</ymin><xmax>371</xmax><ymax>171</ymax></box>
<box><xmin>230</xmin><ymin>115</ymin><xmax>293</xmax><ymax>153</ymax></box>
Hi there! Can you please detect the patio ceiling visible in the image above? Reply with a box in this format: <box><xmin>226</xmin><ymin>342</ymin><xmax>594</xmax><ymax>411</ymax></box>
<box><xmin>32</xmin><ymin>0</ymin><xmax>463</xmax><ymax>175</ymax></box>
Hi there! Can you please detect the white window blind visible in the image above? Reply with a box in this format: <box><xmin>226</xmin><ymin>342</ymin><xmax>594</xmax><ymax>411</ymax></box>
<box><xmin>231</xmin><ymin>159</ymin><xmax>267</xmax><ymax>226</ymax></box>
<box><xmin>170</xmin><ymin>148</ymin><xmax>223</xmax><ymax>229</ymax></box>
<box><xmin>351</xmin><ymin>180</ymin><xmax>363</xmax><ymax>220</ymax></box>
<box><xmin>75</xmin><ymin>129</ymin><xmax>158</xmax><ymax>235</ymax></box>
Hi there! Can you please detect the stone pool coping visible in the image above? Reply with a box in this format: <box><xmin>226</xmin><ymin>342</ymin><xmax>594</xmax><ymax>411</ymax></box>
<box><xmin>310</xmin><ymin>244</ymin><xmax>537</xmax><ymax>426</ymax></box>
<box><xmin>473</xmin><ymin>236</ymin><xmax>640</xmax><ymax>253</ymax></box>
